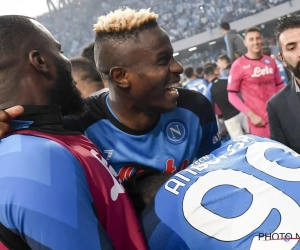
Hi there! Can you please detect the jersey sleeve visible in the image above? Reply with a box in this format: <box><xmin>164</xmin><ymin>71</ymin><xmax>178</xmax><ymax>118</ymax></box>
<box><xmin>0</xmin><ymin>135</ymin><xmax>113</xmax><ymax>250</ymax></box>
<box><xmin>228</xmin><ymin>91</ymin><xmax>250</xmax><ymax>114</ymax></box>
<box><xmin>227</xmin><ymin>61</ymin><xmax>242</xmax><ymax>92</ymax></box>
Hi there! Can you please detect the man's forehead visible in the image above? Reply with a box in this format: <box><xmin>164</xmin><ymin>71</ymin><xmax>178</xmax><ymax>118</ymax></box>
<box><xmin>245</xmin><ymin>32</ymin><xmax>261</xmax><ymax>38</ymax></box>
<box><xmin>280</xmin><ymin>28</ymin><xmax>300</xmax><ymax>43</ymax></box>
<box><xmin>136</xmin><ymin>27</ymin><xmax>172</xmax><ymax>51</ymax></box>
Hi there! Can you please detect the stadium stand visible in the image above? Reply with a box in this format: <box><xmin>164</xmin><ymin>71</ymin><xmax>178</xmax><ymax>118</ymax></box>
<box><xmin>36</xmin><ymin>0</ymin><xmax>291</xmax><ymax>58</ymax></box>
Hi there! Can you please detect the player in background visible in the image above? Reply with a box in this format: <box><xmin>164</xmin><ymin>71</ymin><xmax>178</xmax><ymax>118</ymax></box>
<box><xmin>184</xmin><ymin>66</ymin><xmax>210</xmax><ymax>99</ymax></box>
<box><xmin>124</xmin><ymin>135</ymin><xmax>300</xmax><ymax>250</ymax></box>
<box><xmin>261</xmin><ymin>46</ymin><xmax>289</xmax><ymax>84</ymax></box>
<box><xmin>81</xmin><ymin>42</ymin><xmax>96</xmax><ymax>65</ymax></box>
<box><xmin>70</xmin><ymin>57</ymin><xmax>104</xmax><ymax>98</ymax></box>
<box><xmin>217</xmin><ymin>54</ymin><xmax>231</xmax><ymax>77</ymax></box>
<box><xmin>195</xmin><ymin>66</ymin><xmax>204</xmax><ymax>78</ymax></box>
<box><xmin>204</xmin><ymin>65</ymin><xmax>249</xmax><ymax>139</ymax></box>
<box><xmin>227</xmin><ymin>27</ymin><xmax>284</xmax><ymax>138</ymax></box>
<box><xmin>220</xmin><ymin>22</ymin><xmax>247</xmax><ymax>62</ymax></box>
<box><xmin>80</xmin><ymin>42</ymin><xmax>109</xmax><ymax>93</ymax></box>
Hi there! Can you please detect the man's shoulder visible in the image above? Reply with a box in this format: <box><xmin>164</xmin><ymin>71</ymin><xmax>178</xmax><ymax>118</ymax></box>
<box><xmin>231</xmin><ymin>57</ymin><xmax>244</xmax><ymax>68</ymax></box>
<box><xmin>215</xmin><ymin>77</ymin><xmax>228</xmax><ymax>83</ymax></box>
<box><xmin>0</xmin><ymin>134</ymin><xmax>78</xmax><ymax>165</ymax></box>
<box><xmin>262</xmin><ymin>55</ymin><xmax>277</xmax><ymax>67</ymax></box>
<box><xmin>177</xmin><ymin>88</ymin><xmax>211</xmax><ymax>106</ymax></box>
<box><xmin>176</xmin><ymin>88</ymin><xmax>215</xmax><ymax>125</ymax></box>
<box><xmin>69</xmin><ymin>91</ymin><xmax>109</xmax><ymax>131</ymax></box>
<box><xmin>268</xmin><ymin>81</ymin><xmax>291</xmax><ymax>106</ymax></box>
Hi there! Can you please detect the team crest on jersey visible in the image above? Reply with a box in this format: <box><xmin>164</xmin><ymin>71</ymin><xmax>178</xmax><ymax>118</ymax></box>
<box><xmin>264</xmin><ymin>59</ymin><xmax>271</xmax><ymax>64</ymax></box>
<box><xmin>165</xmin><ymin>120</ymin><xmax>188</xmax><ymax>145</ymax></box>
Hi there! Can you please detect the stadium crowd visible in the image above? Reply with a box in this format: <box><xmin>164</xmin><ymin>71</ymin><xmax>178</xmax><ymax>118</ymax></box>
<box><xmin>1</xmin><ymin>1</ymin><xmax>300</xmax><ymax>250</ymax></box>
<box><xmin>37</xmin><ymin>0</ymin><xmax>290</xmax><ymax>57</ymax></box>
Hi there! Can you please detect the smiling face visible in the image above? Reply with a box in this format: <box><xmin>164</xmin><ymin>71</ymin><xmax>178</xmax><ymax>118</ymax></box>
<box><xmin>244</xmin><ymin>31</ymin><xmax>262</xmax><ymax>54</ymax></box>
<box><xmin>279</xmin><ymin>27</ymin><xmax>300</xmax><ymax>80</ymax></box>
<box><xmin>97</xmin><ymin>26</ymin><xmax>184</xmax><ymax>113</ymax></box>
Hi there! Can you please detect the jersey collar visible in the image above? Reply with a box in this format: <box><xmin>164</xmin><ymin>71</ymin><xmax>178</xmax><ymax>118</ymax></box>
<box><xmin>11</xmin><ymin>105</ymin><xmax>80</xmax><ymax>135</ymax></box>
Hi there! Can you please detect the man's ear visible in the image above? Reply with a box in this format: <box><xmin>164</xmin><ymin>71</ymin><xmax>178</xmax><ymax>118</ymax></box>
<box><xmin>28</xmin><ymin>50</ymin><xmax>50</xmax><ymax>73</ymax></box>
<box><xmin>109</xmin><ymin>66</ymin><xmax>130</xmax><ymax>89</ymax></box>
<box><xmin>278</xmin><ymin>52</ymin><xmax>287</xmax><ymax>67</ymax></box>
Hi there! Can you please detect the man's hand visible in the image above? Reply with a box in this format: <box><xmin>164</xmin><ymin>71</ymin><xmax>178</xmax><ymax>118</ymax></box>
<box><xmin>247</xmin><ymin>110</ymin><xmax>265</xmax><ymax>127</ymax></box>
<box><xmin>0</xmin><ymin>106</ymin><xmax>24</xmax><ymax>138</ymax></box>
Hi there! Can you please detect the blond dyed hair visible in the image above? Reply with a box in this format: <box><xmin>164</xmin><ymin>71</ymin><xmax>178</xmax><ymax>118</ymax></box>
<box><xmin>93</xmin><ymin>7</ymin><xmax>158</xmax><ymax>34</ymax></box>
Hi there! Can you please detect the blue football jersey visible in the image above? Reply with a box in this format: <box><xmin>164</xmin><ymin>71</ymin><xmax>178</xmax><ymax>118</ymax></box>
<box><xmin>65</xmin><ymin>88</ymin><xmax>220</xmax><ymax>181</ymax></box>
<box><xmin>0</xmin><ymin>133</ymin><xmax>110</xmax><ymax>250</ymax></box>
<box><xmin>185</xmin><ymin>79</ymin><xmax>210</xmax><ymax>99</ymax></box>
<box><xmin>142</xmin><ymin>135</ymin><xmax>300</xmax><ymax>250</ymax></box>
<box><xmin>275</xmin><ymin>59</ymin><xmax>288</xmax><ymax>84</ymax></box>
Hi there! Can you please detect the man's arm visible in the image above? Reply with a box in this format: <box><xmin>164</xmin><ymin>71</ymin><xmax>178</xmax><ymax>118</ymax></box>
<box><xmin>227</xmin><ymin>64</ymin><xmax>265</xmax><ymax>127</ymax></box>
<box><xmin>0</xmin><ymin>138</ymin><xmax>113</xmax><ymax>249</ymax></box>
<box><xmin>267</xmin><ymin>100</ymin><xmax>289</xmax><ymax>146</ymax></box>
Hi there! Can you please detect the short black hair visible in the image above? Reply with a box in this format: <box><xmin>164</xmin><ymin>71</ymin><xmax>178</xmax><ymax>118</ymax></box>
<box><xmin>220</xmin><ymin>22</ymin><xmax>230</xmax><ymax>31</ymax></box>
<box><xmin>81</xmin><ymin>43</ymin><xmax>95</xmax><ymax>64</ymax></box>
<box><xmin>70</xmin><ymin>57</ymin><xmax>103</xmax><ymax>88</ymax></box>
<box><xmin>245</xmin><ymin>26</ymin><xmax>261</xmax><ymax>35</ymax></box>
<box><xmin>204</xmin><ymin>65</ymin><xmax>215</xmax><ymax>76</ymax></box>
<box><xmin>184</xmin><ymin>66</ymin><xmax>195</xmax><ymax>78</ymax></box>
<box><xmin>275</xmin><ymin>15</ymin><xmax>300</xmax><ymax>51</ymax></box>
<box><xmin>217</xmin><ymin>54</ymin><xmax>230</xmax><ymax>63</ymax></box>
<box><xmin>94</xmin><ymin>20</ymin><xmax>158</xmax><ymax>74</ymax></box>
<box><xmin>261</xmin><ymin>46</ymin><xmax>271</xmax><ymax>56</ymax></box>
<box><xmin>196</xmin><ymin>66</ymin><xmax>203</xmax><ymax>76</ymax></box>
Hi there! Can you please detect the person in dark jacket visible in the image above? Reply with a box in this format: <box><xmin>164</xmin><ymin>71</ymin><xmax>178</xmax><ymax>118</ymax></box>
<box><xmin>220</xmin><ymin>22</ymin><xmax>247</xmax><ymax>62</ymax></box>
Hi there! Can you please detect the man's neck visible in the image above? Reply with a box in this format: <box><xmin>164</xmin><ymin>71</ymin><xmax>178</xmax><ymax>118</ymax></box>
<box><xmin>246</xmin><ymin>51</ymin><xmax>261</xmax><ymax>60</ymax></box>
<box><xmin>108</xmin><ymin>95</ymin><xmax>159</xmax><ymax>131</ymax></box>
<box><xmin>189</xmin><ymin>76</ymin><xmax>197</xmax><ymax>81</ymax></box>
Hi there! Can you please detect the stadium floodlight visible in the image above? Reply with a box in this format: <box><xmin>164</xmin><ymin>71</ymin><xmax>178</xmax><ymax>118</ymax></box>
<box><xmin>188</xmin><ymin>47</ymin><xmax>197</xmax><ymax>52</ymax></box>
<box><xmin>209</xmin><ymin>41</ymin><xmax>216</xmax><ymax>45</ymax></box>
<box><xmin>173</xmin><ymin>52</ymin><xmax>179</xmax><ymax>57</ymax></box>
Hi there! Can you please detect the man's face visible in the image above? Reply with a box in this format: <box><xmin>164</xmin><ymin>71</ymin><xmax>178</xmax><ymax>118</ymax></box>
<box><xmin>279</xmin><ymin>28</ymin><xmax>300</xmax><ymax>79</ymax></box>
<box><xmin>244</xmin><ymin>31</ymin><xmax>262</xmax><ymax>54</ymax></box>
<box><xmin>214</xmin><ymin>66</ymin><xmax>220</xmax><ymax>76</ymax></box>
<box><xmin>30</xmin><ymin>20</ymin><xmax>86</xmax><ymax>117</ymax></box>
<box><xmin>120</xmin><ymin>27</ymin><xmax>183</xmax><ymax>113</ymax></box>
<box><xmin>217</xmin><ymin>59</ymin><xmax>226</xmax><ymax>71</ymax></box>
